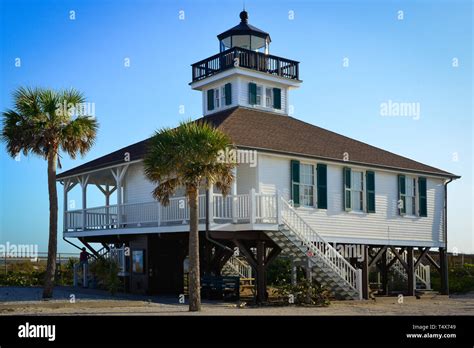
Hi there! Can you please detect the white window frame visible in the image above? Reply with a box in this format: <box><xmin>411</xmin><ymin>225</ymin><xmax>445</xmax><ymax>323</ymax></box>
<box><xmin>256</xmin><ymin>85</ymin><xmax>263</xmax><ymax>106</ymax></box>
<box><xmin>405</xmin><ymin>176</ymin><xmax>417</xmax><ymax>216</ymax></box>
<box><xmin>214</xmin><ymin>88</ymin><xmax>220</xmax><ymax>109</ymax></box>
<box><xmin>299</xmin><ymin>163</ymin><xmax>315</xmax><ymax>207</ymax></box>
<box><xmin>220</xmin><ymin>86</ymin><xmax>226</xmax><ymax>107</ymax></box>
<box><xmin>265</xmin><ymin>87</ymin><xmax>273</xmax><ymax>108</ymax></box>
<box><xmin>250</xmin><ymin>84</ymin><xmax>281</xmax><ymax>110</ymax></box>
<box><xmin>351</xmin><ymin>170</ymin><xmax>364</xmax><ymax>212</ymax></box>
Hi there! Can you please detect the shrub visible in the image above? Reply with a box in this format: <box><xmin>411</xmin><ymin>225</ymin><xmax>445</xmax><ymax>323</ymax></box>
<box><xmin>88</xmin><ymin>258</ymin><xmax>121</xmax><ymax>295</ymax></box>
<box><xmin>266</xmin><ymin>256</ymin><xmax>305</xmax><ymax>286</ymax></box>
<box><xmin>0</xmin><ymin>270</ymin><xmax>45</xmax><ymax>286</ymax></box>
<box><xmin>274</xmin><ymin>280</ymin><xmax>330</xmax><ymax>306</ymax></box>
<box><xmin>431</xmin><ymin>263</ymin><xmax>474</xmax><ymax>294</ymax></box>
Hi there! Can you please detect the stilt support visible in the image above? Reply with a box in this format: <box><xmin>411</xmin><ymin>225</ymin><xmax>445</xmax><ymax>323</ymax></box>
<box><xmin>361</xmin><ymin>245</ymin><xmax>369</xmax><ymax>300</ymax></box>
<box><xmin>439</xmin><ymin>247</ymin><xmax>449</xmax><ymax>295</ymax></box>
<box><xmin>406</xmin><ymin>246</ymin><xmax>415</xmax><ymax>296</ymax></box>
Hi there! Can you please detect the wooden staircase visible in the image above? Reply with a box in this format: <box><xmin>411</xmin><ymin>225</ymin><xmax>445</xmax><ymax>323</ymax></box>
<box><xmin>265</xmin><ymin>197</ymin><xmax>362</xmax><ymax>300</ymax></box>
<box><xmin>386</xmin><ymin>248</ymin><xmax>431</xmax><ymax>289</ymax></box>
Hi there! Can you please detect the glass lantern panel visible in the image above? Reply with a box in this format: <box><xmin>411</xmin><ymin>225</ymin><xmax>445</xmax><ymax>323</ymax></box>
<box><xmin>232</xmin><ymin>35</ymin><xmax>251</xmax><ymax>50</ymax></box>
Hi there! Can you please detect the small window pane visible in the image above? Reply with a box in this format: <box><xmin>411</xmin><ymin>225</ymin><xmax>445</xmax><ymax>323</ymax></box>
<box><xmin>256</xmin><ymin>86</ymin><xmax>262</xmax><ymax>105</ymax></box>
<box><xmin>351</xmin><ymin>171</ymin><xmax>363</xmax><ymax>211</ymax></box>
<box><xmin>265</xmin><ymin>88</ymin><xmax>273</xmax><ymax>107</ymax></box>
<box><xmin>299</xmin><ymin>163</ymin><xmax>314</xmax><ymax>207</ymax></box>
<box><xmin>215</xmin><ymin>89</ymin><xmax>220</xmax><ymax>108</ymax></box>
<box><xmin>221</xmin><ymin>86</ymin><xmax>226</xmax><ymax>106</ymax></box>
<box><xmin>405</xmin><ymin>176</ymin><xmax>417</xmax><ymax>215</ymax></box>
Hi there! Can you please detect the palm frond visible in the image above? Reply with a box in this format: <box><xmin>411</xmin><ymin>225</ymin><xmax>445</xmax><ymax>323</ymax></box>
<box><xmin>1</xmin><ymin>87</ymin><xmax>98</xmax><ymax>162</ymax></box>
<box><xmin>144</xmin><ymin>119</ymin><xmax>236</xmax><ymax>202</ymax></box>
<box><xmin>13</xmin><ymin>87</ymin><xmax>42</xmax><ymax>117</ymax></box>
<box><xmin>60</xmin><ymin>116</ymin><xmax>98</xmax><ymax>159</ymax></box>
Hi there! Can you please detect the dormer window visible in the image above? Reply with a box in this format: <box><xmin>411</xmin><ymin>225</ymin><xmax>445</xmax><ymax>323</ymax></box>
<box><xmin>256</xmin><ymin>85</ymin><xmax>263</xmax><ymax>105</ymax></box>
<box><xmin>214</xmin><ymin>88</ymin><xmax>220</xmax><ymax>108</ymax></box>
<box><xmin>249</xmin><ymin>82</ymin><xmax>282</xmax><ymax>110</ymax></box>
<box><xmin>207</xmin><ymin>83</ymin><xmax>232</xmax><ymax>111</ymax></box>
<box><xmin>265</xmin><ymin>88</ymin><xmax>273</xmax><ymax>107</ymax></box>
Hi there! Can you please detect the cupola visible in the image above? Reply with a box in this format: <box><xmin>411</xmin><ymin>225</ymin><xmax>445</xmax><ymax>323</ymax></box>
<box><xmin>190</xmin><ymin>10</ymin><xmax>301</xmax><ymax>117</ymax></box>
<box><xmin>217</xmin><ymin>10</ymin><xmax>271</xmax><ymax>54</ymax></box>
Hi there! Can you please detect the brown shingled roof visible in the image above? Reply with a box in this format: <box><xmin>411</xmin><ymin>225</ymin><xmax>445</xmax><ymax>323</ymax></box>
<box><xmin>56</xmin><ymin>107</ymin><xmax>458</xmax><ymax>179</ymax></box>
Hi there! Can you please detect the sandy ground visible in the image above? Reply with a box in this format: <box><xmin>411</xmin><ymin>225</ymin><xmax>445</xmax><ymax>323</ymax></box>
<box><xmin>0</xmin><ymin>286</ymin><xmax>473</xmax><ymax>316</ymax></box>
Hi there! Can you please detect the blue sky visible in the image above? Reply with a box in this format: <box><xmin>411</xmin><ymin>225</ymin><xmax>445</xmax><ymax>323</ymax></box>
<box><xmin>0</xmin><ymin>0</ymin><xmax>472</xmax><ymax>253</ymax></box>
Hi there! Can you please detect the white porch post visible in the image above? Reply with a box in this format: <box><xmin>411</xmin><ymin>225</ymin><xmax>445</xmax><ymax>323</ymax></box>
<box><xmin>250</xmin><ymin>188</ymin><xmax>256</xmax><ymax>224</ymax></box>
<box><xmin>96</xmin><ymin>184</ymin><xmax>116</xmax><ymax>228</ymax></box>
<box><xmin>232</xmin><ymin>167</ymin><xmax>237</xmax><ymax>223</ymax></box>
<box><xmin>63</xmin><ymin>180</ymin><xmax>77</xmax><ymax>232</ymax></box>
<box><xmin>157</xmin><ymin>201</ymin><xmax>161</xmax><ymax>227</ymax></box>
<box><xmin>79</xmin><ymin>175</ymin><xmax>89</xmax><ymax>231</ymax></box>
<box><xmin>105</xmin><ymin>184</ymin><xmax>110</xmax><ymax>206</ymax></box>
<box><xmin>276</xmin><ymin>190</ymin><xmax>282</xmax><ymax>225</ymax></box>
<box><xmin>105</xmin><ymin>185</ymin><xmax>110</xmax><ymax>227</ymax></box>
<box><xmin>63</xmin><ymin>180</ymin><xmax>68</xmax><ymax>232</ymax></box>
<box><xmin>111</xmin><ymin>165</ymin><xmax>129</xmax><ymax>228</ymax></box>
<box><xmin>208</xmin><ymin>183</ymin><xmax>214</xmax><ymax>224</ymax></box>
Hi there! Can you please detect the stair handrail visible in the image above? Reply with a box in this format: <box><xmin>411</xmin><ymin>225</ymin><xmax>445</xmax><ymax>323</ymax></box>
<box><xmin>280</xmin><ymin>196</ymin><xmax>360</xmax><ymax>293</ymax></box>
<box><xmin>228</xmin><ymin>255</ymin><xmax>252</xmax><ymax>278</ymax></box>
<box><xmin>386</xmin><ymin>249</ymin><xmax>431</xmax><ymax>289</ymax></box>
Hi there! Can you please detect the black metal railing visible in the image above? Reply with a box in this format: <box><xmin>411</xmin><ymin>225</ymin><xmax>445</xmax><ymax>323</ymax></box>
<box><xmin>191</xmin><ymin>47</ymin><xmax>300</xmax><ymax>82</ymax></box>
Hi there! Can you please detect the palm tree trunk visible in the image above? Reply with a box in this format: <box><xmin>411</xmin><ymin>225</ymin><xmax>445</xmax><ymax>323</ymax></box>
<box><xmin>188</xmin><ymin>187</ymin><xmax>201</xmax><ymax>311</ymax></box>
<box><xmin>43</xmin><ymin>150</ymin><xmax>58</xmax><ymax>299</ymax></box>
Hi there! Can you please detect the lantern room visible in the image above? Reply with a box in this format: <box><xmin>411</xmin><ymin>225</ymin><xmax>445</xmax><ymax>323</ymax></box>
<box><xmin>217</xmin><ymin>10</ymin><xmax>271</xmax><ymax>54</ymax></box>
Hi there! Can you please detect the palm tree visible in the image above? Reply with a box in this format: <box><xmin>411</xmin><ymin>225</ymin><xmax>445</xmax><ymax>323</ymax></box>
<box><xmin>1</xmin><ymin>87</ymin><xmax>98</xmax><ymax>298</ymax></box>
<box><xmin>144</xmin><ymin>120</ymin><xmax>235</xmax><ymax>311</ymax></box>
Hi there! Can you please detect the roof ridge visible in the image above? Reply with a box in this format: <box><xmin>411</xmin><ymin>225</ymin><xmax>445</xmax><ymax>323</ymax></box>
<box><xmin>285</xmin><ymin>115</ymin><xmax>450</xmax><ymax>175</ymax></box>
<box><xmin>57</xmin><ymin>106</ymin><xmax>459</xmax><ymax>179</ymax></box>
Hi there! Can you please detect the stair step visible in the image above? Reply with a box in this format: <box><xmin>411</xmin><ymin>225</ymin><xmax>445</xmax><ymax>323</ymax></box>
<box><xmin>265</xmin><ymin>218</ymin><xmax>362</xmax><ymax>301</ymax></box>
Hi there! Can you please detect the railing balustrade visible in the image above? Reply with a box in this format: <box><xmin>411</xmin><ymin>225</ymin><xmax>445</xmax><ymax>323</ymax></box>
<box><xmin>280</xmin><ymin>197</ymin><xmax>360</xmax><ymax>296</ymax></box>
<box><xmin>386</xmin><ymin>249</ymin><xmax>431</xmax><ymax>289</ymax></box>
<box><xmin>192</xmin><ymin>47</ymin><xmax>300</xmax><ymax>82</ymax></box>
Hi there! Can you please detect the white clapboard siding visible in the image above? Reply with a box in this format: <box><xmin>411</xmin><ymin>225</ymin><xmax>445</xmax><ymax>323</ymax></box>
<box><xmin>202</xmin><ymin>76</ymin><xmax>289</xmax><ymax>116</ymax></box>
<box><xmin>125</xmin><ymin>162</ymin><xmax>258</xmax><ymax>199</ymax></box>
<box><xmin>202</xmin><ymin>76</ymin><xmax>240</xmax><ymax>116</ymax></box>
<box><xmin>258</xmin><ymin>154</ymin><xmax>445</xmax><ymax>246</ymax></box>
<box><xmin>237</xmin><ymin>76</ymin><xmax>288</xmax><ymax>114</ymax></box>
<box><xmin>123</xmin><ymin>163</ymin><xmax>156</xmax><ymax>204</ymax></box>
<box><xmin>236</xmin><ymin>163</ymin><xmax>258</xmax><ymax>194</ymax></box>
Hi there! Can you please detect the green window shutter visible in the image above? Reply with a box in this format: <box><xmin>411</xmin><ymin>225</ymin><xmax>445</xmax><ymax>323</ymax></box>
<box><xmin>398</xmin><ymin>174</ymin><xmax>406</xmax><ymax>215</ymax></box>
<box><xmin>418</xmin><ymin>177</ymin><xmax>427</xmax><ymax>217</ymax></box>
<box><xmin>249</xmin><ymin>83</ymin><xmax>257</xmax><ymax>105</ymax></box>
<box><xmin>273</xmin><ymin>88</ymin><xmax>281</xmax><ymax>109</ymax></box>
<box><xmin>343</xmin><ymin>167</ymin><xmax>352</xmax><ymax>211</ymax></box>
<box><xmin>225</xmin><ymin>83</ymin><xmax>232</xmax><ymax>105</ymax></box>
<box><xmin>316</xmin><ymin>164</ymin><xmax>327</xmax><ymax>209</ymax></box>
<box><xmin>207</xmin><ymin>89</ymin><xmax>214</xmax><ymax>111</ymax></box>
<box><xmin>366</xmin><ymin>171</ymin><xmax>375</xmax><ymax>213</ymax></box>
<box><xmin>291</xmin><ymin>160</ymin><xmax>300</xmax><ymax>206</ymax></box>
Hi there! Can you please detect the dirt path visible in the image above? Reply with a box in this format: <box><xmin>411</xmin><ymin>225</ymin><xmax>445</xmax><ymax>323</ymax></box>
<box><xmin>1</xmin><ymin>287</ymin><xmax>473</xmax><ymax>316</ymax></box>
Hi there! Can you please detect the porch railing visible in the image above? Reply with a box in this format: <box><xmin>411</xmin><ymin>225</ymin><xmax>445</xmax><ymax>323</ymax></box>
<box><xmin>191</xmin><ymin>47</ymin><xmax>300</xmax><ymax>82</ymax></box>
<box><xmin>65</xmin><ymin>190</ymin><xmax>278</xmax><ymax>232</ymax></box>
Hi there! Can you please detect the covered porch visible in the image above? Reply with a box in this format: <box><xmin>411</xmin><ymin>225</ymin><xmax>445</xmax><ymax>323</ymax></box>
<box><xmin>59</xmin><ymin>162</ymin><xmax>281</xmax><ymax>236</ymax></box>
